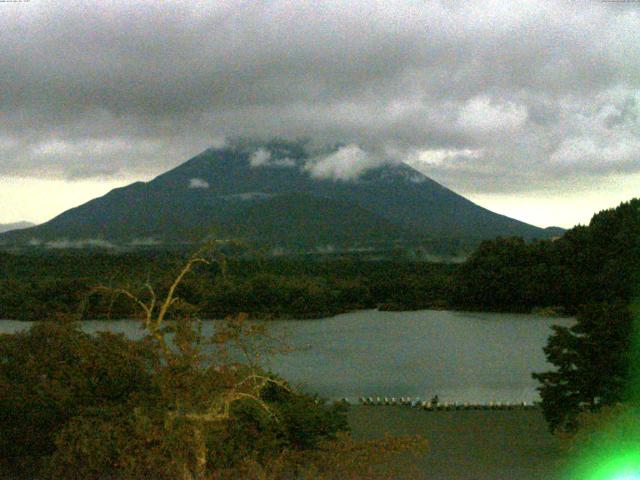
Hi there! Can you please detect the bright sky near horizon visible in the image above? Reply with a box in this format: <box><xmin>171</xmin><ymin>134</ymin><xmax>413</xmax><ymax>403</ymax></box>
<box><xmin>0</xmin><ymin>169</ymin><xmax>636</xmax><ymax>229</ymax></box>
<box><xmin>1</xmin><ymin>0</ymin><xmax>639</xmax><ymax>229</ymax></box>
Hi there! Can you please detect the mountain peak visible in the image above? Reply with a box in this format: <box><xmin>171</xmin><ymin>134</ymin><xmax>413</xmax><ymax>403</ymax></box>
<box><xmin>0</xmin><ymin>140</ymin><xmax>559</xmax><ymax>251</ymax></box>
<box><xmin>177</xmin><ymin>141</ymin><xmax>427</xmax><ymax>186</ymax></box>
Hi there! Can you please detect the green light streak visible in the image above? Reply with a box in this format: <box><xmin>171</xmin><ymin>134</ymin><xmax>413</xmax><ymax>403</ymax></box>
<box><xmin>612</xmin><ymin>474</ymin><xmax>640</xmax><ymax>480</ymax></box>
<box><xmin>561</xmin><ymin>409</ymin><xmax>640</xmax><ymax>479</ymax></box>
<box><xmin>562</xmin><ymin>292</ymin><xmax>640</xmax><ymax>480</ymax></box>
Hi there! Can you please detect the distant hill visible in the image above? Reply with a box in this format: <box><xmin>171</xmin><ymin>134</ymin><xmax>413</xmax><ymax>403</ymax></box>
<box><xmin>0</xmin><ymin>140</ymin><xmax>562</xmax><ymax>251</ymax></box>
<box><xmin>0</xmin><ymin>222</ymin><xmax>35</xmax><ymax>234</ymax></box>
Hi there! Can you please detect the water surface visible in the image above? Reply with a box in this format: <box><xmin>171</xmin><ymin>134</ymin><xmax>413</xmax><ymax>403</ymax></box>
<box><xmin>0</xmin><ymin>309</ymin><xmax>571</xmax><ymax>404</ymax></box>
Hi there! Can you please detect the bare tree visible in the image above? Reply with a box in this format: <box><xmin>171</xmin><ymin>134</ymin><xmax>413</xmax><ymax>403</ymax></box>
<box><xmin>94</xmin><ymin>242</ymin><xmax>291</xmax><ymax>479</ymax></box>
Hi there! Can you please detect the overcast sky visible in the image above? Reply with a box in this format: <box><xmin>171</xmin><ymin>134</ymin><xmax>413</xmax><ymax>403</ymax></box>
<box><xmin>1</xmin><ymin>0</ymin><xmax>639</xmax><ymax>228</ymax></box>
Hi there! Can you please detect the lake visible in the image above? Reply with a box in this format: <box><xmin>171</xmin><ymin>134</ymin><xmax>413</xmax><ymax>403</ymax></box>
<box><xmin>0</xmin><ymin>309</ymin><xmax>572</xmax><ymax>404</ymax></box>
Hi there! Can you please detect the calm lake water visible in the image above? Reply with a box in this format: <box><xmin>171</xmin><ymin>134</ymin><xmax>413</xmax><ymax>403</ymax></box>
<box><xmin>0</xmin><ymin>310</ymin><xmax>572</xmax><ymax>404</ymax></box>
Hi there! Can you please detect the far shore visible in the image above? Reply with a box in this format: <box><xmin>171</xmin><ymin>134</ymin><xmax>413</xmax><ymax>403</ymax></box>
<box><xmin>0</xmin><ymin>305</ymin><xmax>573</xmax><ymax>323</ymax></box>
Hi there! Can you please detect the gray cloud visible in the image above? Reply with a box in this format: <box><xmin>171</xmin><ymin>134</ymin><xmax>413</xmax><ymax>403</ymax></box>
<box><xmin>249</xmin><ymin>148</ymin><xmax>296</xmax><ymax>168</ymax></box>
<box><xmin>1</xmin><ymin>0</ymin><xmax>639</xmax><ymax>193</ymax></box>
<box><xmin>305</xmin><ymin>144</ymin><xmax>384</xmax><ymax>181</ymax></box>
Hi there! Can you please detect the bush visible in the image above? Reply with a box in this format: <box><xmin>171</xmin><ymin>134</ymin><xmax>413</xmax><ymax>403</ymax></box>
<box><xmin>0</xmin><ymin>320</ymin><xmax>354</xmax><ymax>479</ymax></box>
<box><xmin>0</xmin><ymin>320</ymin><xmax>157</xmax><ymax>477</ymax></box>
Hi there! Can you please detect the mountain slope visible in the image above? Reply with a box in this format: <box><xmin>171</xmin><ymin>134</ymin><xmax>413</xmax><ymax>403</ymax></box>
<box><xmin>0</xmin><ymin>140</ymin><xmax>560</xmax><ymax>249</ymax></box>
<box><xmin>220</xmin><ymin>193</ymin><xmax>412</xmax><ymax>248</ymax></box>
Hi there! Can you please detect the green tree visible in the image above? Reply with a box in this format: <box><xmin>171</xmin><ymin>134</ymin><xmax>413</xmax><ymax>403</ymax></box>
<box><xmin>533</xmin><ymin>302</ymin><xmax>633</xmax><ymax>433</ymax></box>
<box><xmin>533</xmin><ymin>199</ymin><xmax>640</xmax><ymax>433</ymax></box>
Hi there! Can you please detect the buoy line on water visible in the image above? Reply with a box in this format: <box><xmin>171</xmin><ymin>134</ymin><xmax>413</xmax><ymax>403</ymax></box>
<box><xmin>334</xmin><ymin>397</ymin><xmax>539</xmax><ymax>411</ymax></box>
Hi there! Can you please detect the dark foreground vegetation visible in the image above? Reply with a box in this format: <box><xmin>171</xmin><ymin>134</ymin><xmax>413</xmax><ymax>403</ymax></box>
<box><xmin>0</xmin><ymin>256</ymin><xmax>426</xmax><ymax>479</ymax></box>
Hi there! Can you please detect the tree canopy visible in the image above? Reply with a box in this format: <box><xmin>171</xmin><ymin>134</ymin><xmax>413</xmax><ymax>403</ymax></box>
<box><xmin>532</xmin><ymin>199</ymin><xmax>640</xmax><ymax>432</ymax></box>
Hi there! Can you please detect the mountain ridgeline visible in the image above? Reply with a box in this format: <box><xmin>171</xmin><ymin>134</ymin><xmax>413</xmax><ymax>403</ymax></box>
<box><xmin>0</xmin><ymin>140</ymin><xmax>561</xmax><ymax>251</ymax></box>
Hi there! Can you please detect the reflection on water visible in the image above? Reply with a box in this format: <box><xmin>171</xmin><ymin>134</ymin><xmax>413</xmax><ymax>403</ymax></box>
<box><xmin>0</xmin><ymin>309</ymin><xmax>572</xmax><ymax>404</ymax></box>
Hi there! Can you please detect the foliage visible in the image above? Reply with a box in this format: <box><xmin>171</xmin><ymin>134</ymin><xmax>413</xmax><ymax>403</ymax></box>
<box><xmin>0</xmin><ymin>248</ymin><xmax>425</xmax><ymax>479</ymax></box>
<box><xmin>0</xmin><ymin>321</ymin><xmax>158</xmax><ymax>477</ymax></box>
<box><xmin>451</xmin><ymin>198</ymin><xmax>640</xmax><ymax>314</ymax></box>
<box><xmin>533</xmin><ymin>302</ymin><xmax>633</xmax><ymax>433</ymax></box>
<box><xmin>450</xmin><ymin>237</ymin><xmax>540</xmax><ymax>312</ymax></box>
<box><xmin>531</xmin><ymin>199</ymin><xmax>640</xmax><ymax>433</ymax></box>
<box><xmin>0</xmin><ymin>253</ymin><xmax>454</xmax><ymax>320</ymax></box>
<box><xmin>235</xmin><ymin>432</ymin><xmax>428</xmax><ymax>480</ymax></box>
<box><xmin>42</xmin><ymin>380</ymin><xmax>353</xmax><ymax>479</ymax></box>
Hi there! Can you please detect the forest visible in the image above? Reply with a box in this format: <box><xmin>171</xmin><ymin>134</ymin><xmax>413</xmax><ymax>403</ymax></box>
<box><xmin>0</xmin><ymin>274</ymin><xmax>426</xmax><ymax>479</ymax></box>
<box><xmin>0</xmin><ymin>253</ymin><xmax>455</xmax><ymax>321</ymax></box>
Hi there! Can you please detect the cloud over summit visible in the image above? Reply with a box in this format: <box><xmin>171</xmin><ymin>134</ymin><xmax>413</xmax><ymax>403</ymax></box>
<box><xmin>0</xmin><ymin>0</ymin><xmax>639</xmax><ymax>196</ymax></box>
<box><xmin>305</xmin><ymin>145</ymin><xmax>384</xmax><ymax>181</ymax></box>
<box><xmin>249</xmin><ymin>148</ymin><xmax>296</xmax><ymax>168</ymax></box>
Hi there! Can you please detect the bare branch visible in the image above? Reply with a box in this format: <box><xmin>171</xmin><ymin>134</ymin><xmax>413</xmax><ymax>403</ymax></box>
<box><xmin>94</xmin><ymin>286</ymin><xmax>153</xmax><ymax>323</ymax></box>
<box><xmin>156</xmin><ymin>252</ymin><xmax>210</xmax><ymax>327</ymax></box>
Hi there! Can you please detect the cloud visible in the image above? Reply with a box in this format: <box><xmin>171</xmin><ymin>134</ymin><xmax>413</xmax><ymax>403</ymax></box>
<box><xmin>456</xmin><ymin>96</ymin><xmax>528</xmax><ymax>134</ymax></box>
<box><xmin>222</xmin><ymin>192</ymin><xmax>273</xmax><ymax>201</ymax></box>
<box><xmin>0</xmin><ymin>0</ymin><xmax>639</xmax><ymax>198</ymax></box>
<box><xmin>43</xmin><ymin>239</ymin><xmax>116</xmax><ymax>249</ymax></box>
<box><xmin>249</xmin><ymin>148</ymin><xmax>296</xmax><ymax>168</ymax></box>
<box><xmin>189</xmin><ymin>178</ymin><xmax>210</xmax><ymax>189</ymax></box>
<box><xmin>550</xmin><ymin>135</ymin><xmax>640</xmax><ymax>171</ymax></box>
<box><xmin>408</xmin><ymin>148</ymin><xmax>484</xmax><ymax>167</ymax></box>
<box><xmin>305</xmin><ymin>144</ymin><xmax>383</xmax><ymax>181</ymax></box>
<box><xmin>128</xmin><ymin>237</ymin><xmax>161</xmax><ymax>246</ymax></box>
<box><xmin>249</xmin><ymin>148</ymin><xmax>272</xmax><ymax>167</ymax></box>
<box><xmin>272</xmin><ymin>158</ymin><xmax>296</xmax><ymax>167</ymax></box>
<box><xmin>548</xmin><ymin>88</ymin><xmax>640</xmax><ymax>173</ymax></box>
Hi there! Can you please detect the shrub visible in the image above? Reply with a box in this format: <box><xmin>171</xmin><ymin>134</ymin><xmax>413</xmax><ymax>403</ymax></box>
<box><xmin>0</xmin><ymin>320</ymin><xmax>157</xmax><ymax>477</ymax></box>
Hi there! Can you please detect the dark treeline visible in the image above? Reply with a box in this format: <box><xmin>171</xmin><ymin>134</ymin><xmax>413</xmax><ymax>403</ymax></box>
<box><xmin>527</xmin><ymin>198</ymin><xmax>639</xmax><ymax>432</ymax></box>
<box><xmin>0</xmin><ymin>253</ymin><xmax>455</xmax><ymax>320</ymax></box>
<box><xmin>441</xmin><ymin>198</ymin><xmax>640</xmax><ymax>433</ymax></box>
<box><xmin>451</xmin><ymin>199</ymin><xmax>640</xmax><ymax>314</ymax></box>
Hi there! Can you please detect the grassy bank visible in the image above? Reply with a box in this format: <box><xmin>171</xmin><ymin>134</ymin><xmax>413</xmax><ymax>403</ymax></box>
<box><xmin>348</xmin><ymin>406</ymin><xmax>563</xmax><ymax>480</ymax></box>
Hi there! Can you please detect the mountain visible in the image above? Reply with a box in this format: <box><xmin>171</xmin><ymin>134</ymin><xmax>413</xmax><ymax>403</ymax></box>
<box><xmin>0</xmin><ymin>222</ymin><xmax>35</xmax><ymax>234</ymax></box>
<box><xmin>0</xmin><ymin>140</ymin><xmax>561</xmax><ymax>251</ymax></box>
